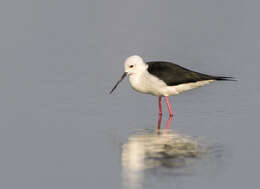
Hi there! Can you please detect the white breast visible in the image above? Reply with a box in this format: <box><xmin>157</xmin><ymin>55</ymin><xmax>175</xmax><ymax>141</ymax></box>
<box><xmin>128</xmin><ymin>71</ymin><xmax>170</xmax><ymax>96</ymax></box>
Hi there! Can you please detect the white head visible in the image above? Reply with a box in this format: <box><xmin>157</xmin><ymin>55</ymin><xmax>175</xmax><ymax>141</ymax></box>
<box><xmin>124</xmin><ymin>55</ymin><xmax>147</xmax><ymax>75</ymax></box>
<box><xmin>110</xmin><ymin>55</ymin><xmax>147</xmax><ymax>94</ymax></box>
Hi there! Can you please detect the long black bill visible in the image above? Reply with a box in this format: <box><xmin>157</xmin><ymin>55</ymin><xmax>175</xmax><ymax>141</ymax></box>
<box><xmin>109</xmin><ymin>72</ymin><xmax>127</xmax><ymax>94</ymax></box>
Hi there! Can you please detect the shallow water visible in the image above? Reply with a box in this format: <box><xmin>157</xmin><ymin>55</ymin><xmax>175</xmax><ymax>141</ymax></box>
<box><xmin>1</xmin><ymin>0</ymin><xmax>260</xmax><ymax>189</ymax></box>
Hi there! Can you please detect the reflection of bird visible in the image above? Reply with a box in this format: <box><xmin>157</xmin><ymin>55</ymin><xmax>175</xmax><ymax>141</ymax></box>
<box><xmin>110</xmin><ymin>55</ymin><xmax>234</xmax><ymax>117</ymax></box>
<box><xmin>121</xmin><ymin>129</ymin><xmax>204</xmax><ymax>188</ymax></box>
<box><xmin>122</xmin><ymin>130</ymin><xmax>202</xmax><ymax>170</ymax></box>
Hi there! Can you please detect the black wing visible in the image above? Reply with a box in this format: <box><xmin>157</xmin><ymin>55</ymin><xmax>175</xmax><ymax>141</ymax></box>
<box><xmin>146</xmin><ymin>61</ymin><xmax>234</xmax><ymax>86</ymax></box>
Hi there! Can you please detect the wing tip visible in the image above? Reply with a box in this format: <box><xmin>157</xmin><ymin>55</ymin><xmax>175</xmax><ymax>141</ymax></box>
<box><xmin>214</xmin><ymin>76</ymin><xmax>237</xmax><ymax>81</ymax></box>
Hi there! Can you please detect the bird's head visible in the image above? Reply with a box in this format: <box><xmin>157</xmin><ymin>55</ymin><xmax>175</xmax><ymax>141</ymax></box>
<box><xmin>109</xmin><ymin>55</ymin><xmax>146</xmax><ymax>94</ymax></box>
<box><xmin>124</xmin><ymin>55</ymin><xmax>147</xmax><ymax>75</ymax></box>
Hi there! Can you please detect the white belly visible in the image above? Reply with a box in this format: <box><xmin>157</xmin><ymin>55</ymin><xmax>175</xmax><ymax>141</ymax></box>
<box><xmin>128</xmin><ymin>72</ymin><xmax>215</xmax><ymax>96</ymax></box>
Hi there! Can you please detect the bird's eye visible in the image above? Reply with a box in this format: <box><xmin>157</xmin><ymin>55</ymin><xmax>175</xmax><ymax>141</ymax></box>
<box><xmin>130</xmin><ymin>65</ymin><xmax>134</xmax><ymax>68</ymax></box>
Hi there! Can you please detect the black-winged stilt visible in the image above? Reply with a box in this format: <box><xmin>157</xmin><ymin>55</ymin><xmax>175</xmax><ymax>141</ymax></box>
<box><xmin>110</xmin><ymin>55</ymin><xmax>234</xmax><ymax>117</ymax></box>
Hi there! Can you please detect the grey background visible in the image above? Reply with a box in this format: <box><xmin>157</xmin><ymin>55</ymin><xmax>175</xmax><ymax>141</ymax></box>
<box><xmin>0</xmin><ymin>0</ymin><xmax>259</xmax><ymax>188</ymax></box>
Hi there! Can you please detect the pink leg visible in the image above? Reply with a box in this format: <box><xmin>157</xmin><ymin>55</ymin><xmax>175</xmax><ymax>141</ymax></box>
<box><xmin>165</xmin><ymin>96</ymin><xmax>173</xmax><ymax>117</ymax></box>
<box><xmin>158</xmin><ymin>96</ymin><xmax>162</xmax><ymax>115</ymax></box>
<box><xmin>157</xmin><ymin>114</ymin><xmax>162</xmax><ymax>130</ymax></box>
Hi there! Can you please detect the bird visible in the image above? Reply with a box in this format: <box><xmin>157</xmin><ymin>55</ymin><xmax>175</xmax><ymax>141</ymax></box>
<box><xmin>110</xmin><ymin>55</ymin><xmax>234</xmax><ymax>117</ymax></box>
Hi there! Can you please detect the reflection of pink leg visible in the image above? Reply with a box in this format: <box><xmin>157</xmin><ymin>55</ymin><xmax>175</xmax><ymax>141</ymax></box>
<box><xmin>166</xmin><ymin>116</ymin><xmax>173</xmax><ymax>129</ymax></box>
<box><xmin>157</xmin><ymin>114</ymin><xmax>162</xmax><ymax>129</ymax></box>
<box><xmin>165</xmin><ymin>96</ymin><xmax>173</xmax><ymax>117</ymax></box>
<box><xmin>158</xmin><ymin>96</ymin><xmax>162</xmax><ymax>115</ymax></box>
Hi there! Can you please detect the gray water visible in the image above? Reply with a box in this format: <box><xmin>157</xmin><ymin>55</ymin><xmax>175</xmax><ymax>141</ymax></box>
<box><xmin>0</xmin><ymin>0</ymin><xmax>259</xmax><ymax>188</ymax></box>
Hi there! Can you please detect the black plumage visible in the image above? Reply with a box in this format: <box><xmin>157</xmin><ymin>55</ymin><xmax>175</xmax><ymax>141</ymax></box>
<box><xmin>146</xmin><ymin>61</ymin><xmax>234</xmax><ymax>86</ymax></box>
